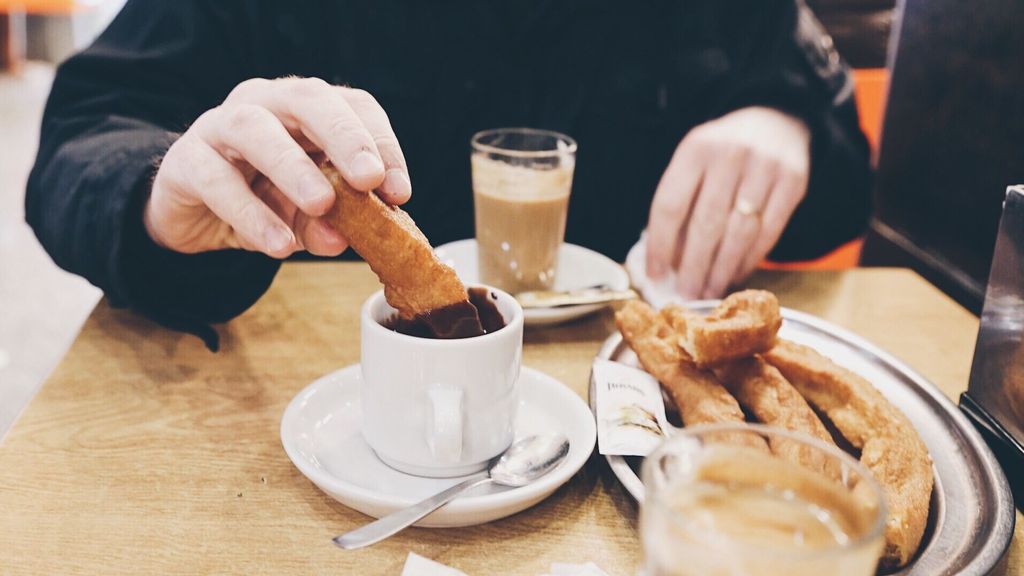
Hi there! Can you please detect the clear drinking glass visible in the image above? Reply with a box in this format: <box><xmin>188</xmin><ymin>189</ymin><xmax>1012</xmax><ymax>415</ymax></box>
<box><xmin>641</xmin><ymin>423</ymin><xmax>886</xmax><ymax>576</ymax></box>
<box><xmin>471</xmin><ymin>128</ymin><xmax>577</xmax><ymax>294</ymax></box>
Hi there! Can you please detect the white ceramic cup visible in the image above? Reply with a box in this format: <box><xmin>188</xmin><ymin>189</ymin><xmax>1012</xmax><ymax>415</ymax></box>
<box><xmin>360</xmin><ymin>285</ymin><xmax>523</xmax><ymax>478</ymax></box>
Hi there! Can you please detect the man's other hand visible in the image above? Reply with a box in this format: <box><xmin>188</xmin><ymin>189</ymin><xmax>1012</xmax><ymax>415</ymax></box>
<box><xmin>646</xmin><ymin>106</ymin><xmax>811</xmax><ymax>299</ymax></box>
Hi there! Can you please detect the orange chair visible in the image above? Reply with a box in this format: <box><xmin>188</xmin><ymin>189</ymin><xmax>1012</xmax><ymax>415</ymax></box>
<box><xmin>0</xmin><ymin>0</ymin><xmax>83</xmax><ymax>14</ymax></box>
<box><xmin>762</xmin><ymin>67</ymin><xmax>888</xmax><ymax>271</ymax></box>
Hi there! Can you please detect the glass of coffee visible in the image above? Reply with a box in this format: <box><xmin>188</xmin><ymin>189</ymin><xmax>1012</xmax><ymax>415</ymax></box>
<box><xmin>641</xmin><ymin>424</ymin><xmax>886</xmax><ymax>576</ymax></box>
<box><xmin>471</xmin><ymin>128</ymin><xmax>577</xmax><ymax>294</ymax></box>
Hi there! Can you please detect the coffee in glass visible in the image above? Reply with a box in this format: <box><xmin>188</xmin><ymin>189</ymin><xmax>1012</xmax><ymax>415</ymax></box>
<box><xmin>471</xmin><ymin>128</ymin><xmax>577</xmax><ymax>294</ymax></box>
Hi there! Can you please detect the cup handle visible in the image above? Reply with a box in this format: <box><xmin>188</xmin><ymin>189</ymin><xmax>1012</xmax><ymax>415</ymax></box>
<box><xmin>427</xmin><ymin>385</ymin><xmax>463</xmax><ymax>463</ymax></box>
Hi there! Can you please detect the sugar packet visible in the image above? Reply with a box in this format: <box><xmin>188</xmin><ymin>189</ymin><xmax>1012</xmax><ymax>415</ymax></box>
<box><xmin>591</xmin><ymin>359</ymin><xmax>671</xmax><ymax>456</ymax></box>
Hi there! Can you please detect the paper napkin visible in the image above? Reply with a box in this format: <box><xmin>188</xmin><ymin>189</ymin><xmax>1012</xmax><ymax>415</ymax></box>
<box><xmin>401</xmin><ymin>553</ymin><xmax>610</xmax><ymax>576</ymax></box>
<box><xmin>402</xmin><ymin>552</ymin><xmax>468</xmax><ymax>576</ymax></box>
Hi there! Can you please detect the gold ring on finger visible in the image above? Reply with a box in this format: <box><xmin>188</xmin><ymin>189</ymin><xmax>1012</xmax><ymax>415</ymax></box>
<box><xmin>734</xmin><ymin>197</ymin><xmax>761</xmax><ymax>218</ymax></box>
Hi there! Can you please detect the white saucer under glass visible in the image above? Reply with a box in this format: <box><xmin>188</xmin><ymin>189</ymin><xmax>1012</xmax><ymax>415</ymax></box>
<box><xmin>280</xmin><ymin>365</ymin><xmax>596</xmax><ymax>528</ymax></box>
<box><xmin>434</xmin><ymin>239</ymin><xmax>631</xmax><ymax>326</ymax></box>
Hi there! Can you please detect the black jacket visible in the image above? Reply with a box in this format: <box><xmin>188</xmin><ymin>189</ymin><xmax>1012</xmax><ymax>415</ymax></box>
<box><xmin>26</xmin><ymin>0</ymin><xmax>871</xmax><ymax>348</ymax></box>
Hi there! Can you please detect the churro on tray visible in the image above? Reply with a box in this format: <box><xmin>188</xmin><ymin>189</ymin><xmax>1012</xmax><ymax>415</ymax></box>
<box><xmin>661</xmin><ymin>290</ymin><xmax>782</xmax><ymax>367</ymax></box>
<box><xmin>714</xmin><ymin>356</ymin><xmax>839</xmax><ymax>474</ymax></box>
<box><xmin>764</xmin><ymin>340</ymin><xmax>933</xmax><ymax>569</ymax></box>
<box><xmin>614</xmin><ymin>301</ymin><xmax>766</xmax><ymax>451</ymax></box>
<box><xmin>612</xmin><ymin>290</ymin><xmax>934</xmax><ymax>569</ymax></box>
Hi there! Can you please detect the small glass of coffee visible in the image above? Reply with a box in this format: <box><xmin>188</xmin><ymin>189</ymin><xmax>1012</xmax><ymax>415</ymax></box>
<box><xmin>641</xmin><ymin>423</ymin><xmax>886</xmax><ymax>576</ymax></box>
<box><xmin>471</xmin><ymin>128</ymin><xmax>577</xmax><ymax>294</ymax></box>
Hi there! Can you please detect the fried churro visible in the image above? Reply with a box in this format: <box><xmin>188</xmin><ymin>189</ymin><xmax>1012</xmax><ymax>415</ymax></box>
<box><xmin>662</xmin><ymin>290</ymin><xmax>782</xmax><ymax>367</ymax></box>
<box><xmin>320</xmin><ymin>162</ymin><xmax>484</xmax><ymax>337</ymax></box>
<box><xmin>715</xmin><ymin>356</ymin><xmax>839</xmax><ymax>474</ymax></box>
<box><xmin>615</xmin><ymin>301</ymin><xmax>766</xmax><ymax>451</ymax></box>
<box><xmin>764</xmin><ymin>340</ymin><xmax>933</xmax><ymax>568</ymax></box>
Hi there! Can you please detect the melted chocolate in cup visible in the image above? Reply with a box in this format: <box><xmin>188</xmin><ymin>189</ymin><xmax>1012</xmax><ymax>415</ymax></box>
<box><xmin>385</xmin><ymin>287</ymin><xmax>507</xmax><ymax>339</ymax></box>
<box><xmin>467</xmin><ymin>287</ymin><xmax>505</xmax><ymax>334</ymax></box>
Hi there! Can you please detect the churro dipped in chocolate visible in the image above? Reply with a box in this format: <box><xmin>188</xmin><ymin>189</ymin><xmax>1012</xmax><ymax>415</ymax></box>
<box><xmin>320</xmin><ymin>161</ymin><xmax>485</xmax><ymax>338</ymax></box>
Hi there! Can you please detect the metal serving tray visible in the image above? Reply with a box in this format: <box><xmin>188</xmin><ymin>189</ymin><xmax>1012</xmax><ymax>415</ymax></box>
<box><xmin>591</xmin><ymin>304</ymin><xmax>1014</xmax><ymax>575</ymax></box>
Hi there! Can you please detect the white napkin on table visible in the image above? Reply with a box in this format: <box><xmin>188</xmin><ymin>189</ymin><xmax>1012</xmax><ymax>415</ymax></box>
<box><xmin>401</xmin><ymin>553</ymin><xmax>611</xmax><ymax>576</ymax></box>
<box><xmin>623</xmin><ymin>232</ymin><xmax>686</xmax><ymax>310</ymax></box>
<box><xmin>541</xmin><ymin>562</ymin><xmax>611</xmax><ymax>576</ymax></box>
<box><xmin>402</xmin><ymin>552</ymin><xmax>468</xmax><ymax>576</ymax></box>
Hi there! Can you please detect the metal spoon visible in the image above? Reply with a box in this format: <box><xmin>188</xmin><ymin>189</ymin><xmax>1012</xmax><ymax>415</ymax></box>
<box><xmin>332</xmin><ymin>434</ymin><xmax>571</xmax><ymax>550</ymax></box>
<box><xmin>515</xmin><ymin>286</ymin><xmax>638</xmax><ymax>309</ymax></box>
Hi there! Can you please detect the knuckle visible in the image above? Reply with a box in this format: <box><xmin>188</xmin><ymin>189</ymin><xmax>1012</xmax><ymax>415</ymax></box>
<box><xmin>191</xmin><ymin>108</ymin><xmax>220</xmax><ymax>131</ymax></box>
<box><xmin>232</xmin><ymin>197</ymin><xmax>266</xmax><ymax>232</ymax></box>
<box><xmin>783</xmin><ymin>160</ymin><xmax>810</xmax><ymax>181</ymax></box>
<box><xmin>682</xmin><ymin>123</ymin><xmax>715</xmax><ymax>146</ymax></box>
<box><xmin>326</xmin><ymin>115</ymin><xmax>369</xmax><ymax>144</ymax></box>
<box><xmin>373</xmin><ymin>132</ymin><xmax>401</xmax><ymax>153</ymax></box>
<box><xmin>267</xmin><ymin>146</ymin><xmax>308</xmax><ymax>175</ymax></box>
<box><xmin>288</xmin><ymin>77</ymin><xmax>329</xmax><ymax>98</ymax></box>
<box><xmin>692</xmin><ymin>213</ymin><xmax>719</xmax><ymax>236</ymax></box>
<box><xmin>194</xmin><ymin>164</ymin><xmax>233</xmax><ymax>194</ymax></box>
<box><xmin>222</xmin><ymin>104</ymin><xmax>268</xmax><ymax>133</ymax></box>
<box><xmin>724</xmin><ymin>142</ymin><xmax>751</xmax><ymax>163</ymax></box>
<box><xmin>652</xmin><ymin>192</ymin><xmax>684</xmax><ymax>216</ymax></box>
<box><xmin>344</xmin><ymin>87</ymin><xmax>377</xmax><ymax>105</ymax></box>
<box><xmin>675</xmin><ymin>133</ymin><xmax>699</xmax><ymax>155</ymax></box>
<box><xmin>345</xmin><ymin>88</ymin><xmax>393</xmax><ymax>123</ymax></box>
<box><xmin>779</xmin><ymin>168</ymin><xmax>809</xmax><ymax>196</ymax></box>
<box><xmin>167</xmin><ymin>137</ymin><xmax>216</xmax><ymax>189</ymax></box>
<box><xmin>157</xmin><ymin>143</ymin><xmax>190</xmax><ymax>187</ymax></box>
<box><xmin>755</xmin><ymin>156</ymin><xmax>781</xmax><ymax>181</ymax></box>
<box><xmin>346</xmin><ymin>87</ymin><xmax>388</xmax><ymax>115</ymax></box>
<box><xmin>228</xmin><ymin>77</ymin><xmax>270</xmax><ymax>101</ymax></box>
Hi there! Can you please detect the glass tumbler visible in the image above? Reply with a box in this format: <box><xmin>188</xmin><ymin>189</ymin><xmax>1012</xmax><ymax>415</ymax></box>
<box><xmin>641</xmin><ymin>423</ymin><xmax>887</xmax><ymax>576</ymax></box>
<box><xmin>471</xmin><ymin>128</ymin><xmax>577</xmax><ymax>294</ymax></box>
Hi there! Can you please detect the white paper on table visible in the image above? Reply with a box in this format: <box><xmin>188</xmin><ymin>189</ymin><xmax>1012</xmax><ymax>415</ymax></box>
<box><xmin>402</xmin><ymin>552</ymin><xmax>468</xmax><ymax>576</ymax></box>
<box><xmin>542</xmin><ymin>561</ymin><xmax>611</xmax><ymax>576</ymax></box>
<box><xmin>623</xmin><ymin>231</ymin><xmax>687</xmax><ymax>310</ymax></box>
<box><xmin>401</xmin><ymin>553</ymin><xmax>613</xmax><ymax>576</ymax></box>
<box><xmin>592</xmin><ymin>359</ymin><xmax>671</xmax><ymax>456</ymax></box>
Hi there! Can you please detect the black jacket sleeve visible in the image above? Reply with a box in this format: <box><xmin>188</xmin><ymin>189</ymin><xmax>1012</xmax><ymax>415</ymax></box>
<box><xmin>684</xmin><ymin>0</ymin><xmax>873</xmax><ymax>261</ymax></box>
<box><xmin>25</xmin><ymin>0</ymin><xmax>279</xmax><ymax>350</ymax></box>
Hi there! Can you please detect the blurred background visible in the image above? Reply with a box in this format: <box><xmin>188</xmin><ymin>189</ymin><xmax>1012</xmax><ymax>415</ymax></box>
<box><xmin>1</xmin><ymin>0</ymin><xmax>124</xmax><ymax>434</ymax></box>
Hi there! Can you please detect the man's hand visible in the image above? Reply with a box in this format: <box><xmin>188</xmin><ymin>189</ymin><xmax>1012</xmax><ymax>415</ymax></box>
<box><xmin>145</xmin><ymin>77</ymin><xmax>411</xmax><ymax>258</ymax></box>
<box><xmin>646</xmin><ymin>106</ymin><xmax>811</xmax><ymax>299</ymax></box>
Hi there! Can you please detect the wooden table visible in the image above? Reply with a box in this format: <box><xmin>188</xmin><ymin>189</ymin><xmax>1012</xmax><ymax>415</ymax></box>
<box><xmin>0</xmin><ymin>265</ymin><xmax>1019</xmax><ymax>575</ymax></box>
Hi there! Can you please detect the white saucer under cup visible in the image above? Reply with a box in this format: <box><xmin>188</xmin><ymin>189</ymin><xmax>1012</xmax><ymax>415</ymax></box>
<box><xmin>435</xmin><ymin>239</ymin><xmax>631</xmax><ymax>326</ymax></box>
<box><xmin>280</xmin><ymin>365</ymin><xmax>596</xmax><ymax>527</ymax></box>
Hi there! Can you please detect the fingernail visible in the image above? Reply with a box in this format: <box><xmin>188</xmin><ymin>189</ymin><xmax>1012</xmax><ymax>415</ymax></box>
<box><xmin>349</xmin><ymin>151</ymin><xmax>385</xmax><ymax>183</ymax></box>
<box><xmin>264</xmin><ymin>226</ymin><xmax>294</xmax><ymax>254</ymax></box>
<box><xmin>298</xmin><ymin>172</ymin><xmax>333</xmax><ymax>204</ymax></box>
<box><xmin>382</xmin><ymin>169</ymin><xmax>412</xmax><ymax>200</ymax></box>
